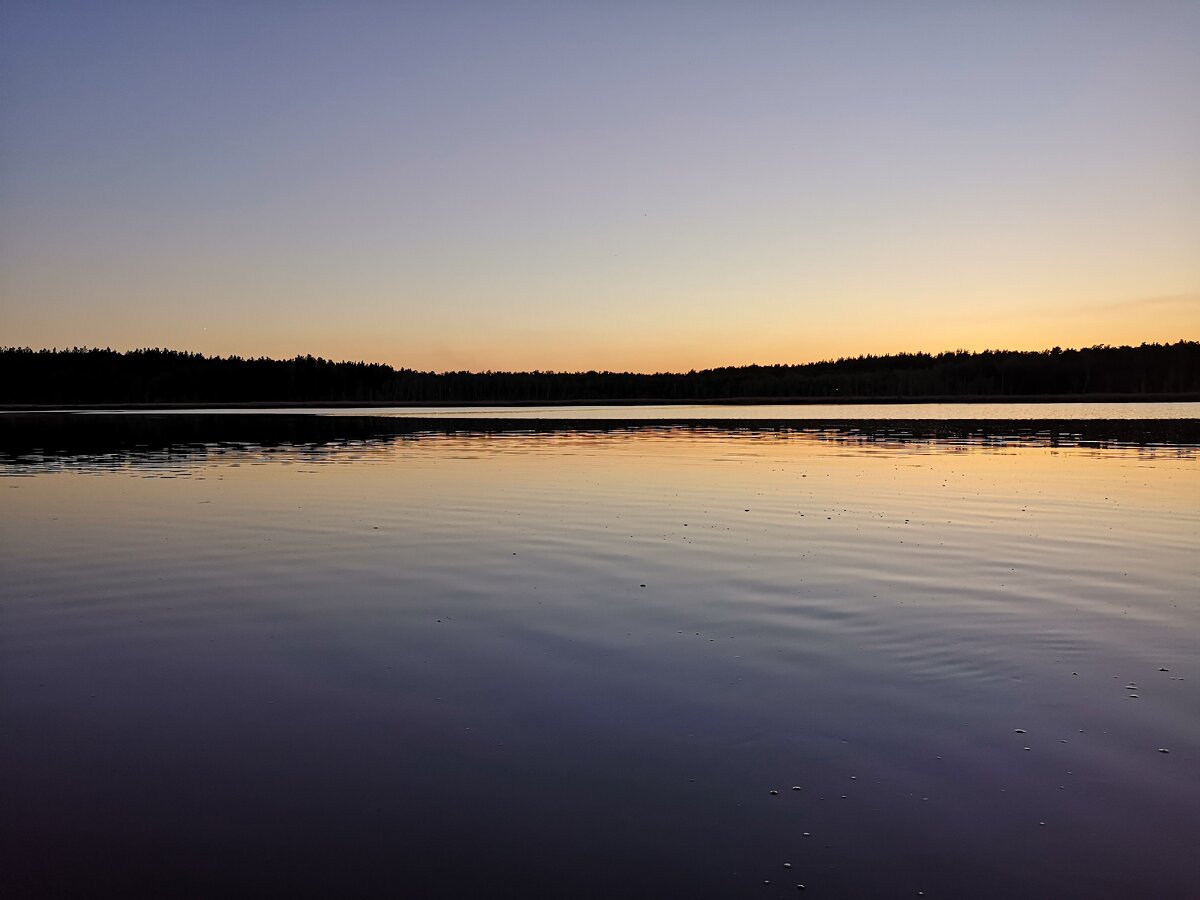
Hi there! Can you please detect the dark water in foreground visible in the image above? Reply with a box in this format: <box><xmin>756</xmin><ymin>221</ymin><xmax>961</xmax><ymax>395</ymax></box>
<box><xmin>2</xmin><ymin>413</ymin><xmax>1198</xmax><ymax>898</ymax></box>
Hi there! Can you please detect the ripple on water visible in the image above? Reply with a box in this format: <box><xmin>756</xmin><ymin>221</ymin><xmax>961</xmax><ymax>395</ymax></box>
<box><xmin>1</xmin><ymin>415</ymin><xmax>1198</xmax><ymax>899</ymax></box>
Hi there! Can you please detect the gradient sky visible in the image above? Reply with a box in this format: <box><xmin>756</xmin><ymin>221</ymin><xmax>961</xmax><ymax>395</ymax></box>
<box><xmin>2</xmin><ymin>1</ymin><xmax>1198</xmax><ymax>373</ymax></box>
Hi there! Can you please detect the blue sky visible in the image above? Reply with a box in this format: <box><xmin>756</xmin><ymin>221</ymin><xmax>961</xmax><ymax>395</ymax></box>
<box><xmin>3</xmin><ymin>1</ymin><xmax>1197</xmax><ymax>371</ymax></box>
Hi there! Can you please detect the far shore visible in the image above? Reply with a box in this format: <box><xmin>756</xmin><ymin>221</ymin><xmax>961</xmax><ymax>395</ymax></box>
<box><xmin>3</xmin><ymin>392</ymin><xmax>1199</xmax><ymax>413</ymax></box>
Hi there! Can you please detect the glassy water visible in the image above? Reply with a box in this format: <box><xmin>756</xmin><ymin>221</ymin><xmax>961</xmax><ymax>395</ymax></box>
<box><xmin>78</xmin><ymin>400</ymin><xmax>1200</xmax><ymax>420</ymax></box>
<box><xmin>2</xmin><ymin>413</ymin><xmax>1198</xmax><ymax>898</ymax></box>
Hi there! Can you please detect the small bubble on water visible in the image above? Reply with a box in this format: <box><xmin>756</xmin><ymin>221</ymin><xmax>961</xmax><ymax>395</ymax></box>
<box><xmin>1158</xmin><ymin>748</ymin><xmax>1170</xmax><ymax>753</ymax></box>
<box><xmin>1014</xmin><ymin>729</ymin><xmax>1026</xmax><ymax>734</ymax></box>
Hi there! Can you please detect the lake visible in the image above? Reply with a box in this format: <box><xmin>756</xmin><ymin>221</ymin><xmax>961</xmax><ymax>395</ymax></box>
<box><xmin>2</xmin><ymin>406</ymin><xmax>1198</xmax><ymax>898</ymax></box>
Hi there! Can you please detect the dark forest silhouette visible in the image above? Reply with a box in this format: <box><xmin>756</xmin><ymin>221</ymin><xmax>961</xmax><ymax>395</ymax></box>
<box><xmin>2</xmin><ymin>342</ymin><xmax>1197</xmax><ymax>405</ymax></box>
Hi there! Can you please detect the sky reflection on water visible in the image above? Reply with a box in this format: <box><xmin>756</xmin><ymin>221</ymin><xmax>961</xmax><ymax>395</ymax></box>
<box><xmin>2</xmin><ymin>414</ymin><xmax>1198</xmax><ymax>898</ymax></box>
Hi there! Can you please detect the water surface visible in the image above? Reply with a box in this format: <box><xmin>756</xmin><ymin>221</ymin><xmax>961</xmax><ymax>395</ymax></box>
<box><xmin>2</xmin><ymin>413</ymin><xmax>1197</xmax><ymax>898</ymax></box>
<box><xmin>73</xmin><ymin>400</ymin><xmax>1200</xmax><ymax>420</ymax></box>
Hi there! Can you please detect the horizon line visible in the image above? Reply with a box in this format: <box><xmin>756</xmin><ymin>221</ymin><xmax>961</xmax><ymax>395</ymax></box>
<box><xmin>4</xmin><ymin>339</ymin><xmax>1198</xmax><ymax>378</ymax></box>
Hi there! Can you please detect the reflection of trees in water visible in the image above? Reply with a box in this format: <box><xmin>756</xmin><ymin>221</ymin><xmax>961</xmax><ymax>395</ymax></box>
<box><xmin>2</xmin><ymin>414</ymin><xmax>1196</xmax><ymax>474</ymax></box>
<box><xmin>2</xmin><ymin>343</ymin><xmax>1198</xmax><ymax>404</ymax></box>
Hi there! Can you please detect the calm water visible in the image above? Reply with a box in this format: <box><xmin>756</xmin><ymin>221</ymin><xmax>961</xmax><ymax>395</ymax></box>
<box><xmin>2</xmin><ymin>412</ymin><xmax>1198</xmax><ymax>898</ymax></box>
<box><xmin>86</xmin><ymin>400</ymin><xmax>1200</xmax><ymax>420</ymax></box>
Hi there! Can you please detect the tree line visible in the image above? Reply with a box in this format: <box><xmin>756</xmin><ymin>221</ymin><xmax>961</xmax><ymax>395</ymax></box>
<box><xmin>1</xmin><ymin>342</ymin><xmax>1197</xmax><ymax>405</ymax></box>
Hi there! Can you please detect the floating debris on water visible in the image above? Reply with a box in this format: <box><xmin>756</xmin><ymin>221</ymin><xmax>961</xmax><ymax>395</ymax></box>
<box><xmin>1158</xmin><ymin>748</ymin><xmax>1170</xmax><ymax>753</ymax></box>
<box><xmin>769</xmin><ymin>790</ymin><xmax>779</xmax><ymax>795</ymax></box>
<box><xmin>791</xmin><ymin>785</ymin><xmax>802</xmax><ymax>791</ymax></box>
<box><xmin>1014</xmin><ymin>729</ymin><xmax>1026</xmax><ymax>734</ymax></box>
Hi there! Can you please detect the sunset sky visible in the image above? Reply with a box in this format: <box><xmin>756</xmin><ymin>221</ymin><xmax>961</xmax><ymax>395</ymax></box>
<box><xmin>2</xmin><ymin>1</ymin><xmax>1198</xmax><ymax>373</ymax></box>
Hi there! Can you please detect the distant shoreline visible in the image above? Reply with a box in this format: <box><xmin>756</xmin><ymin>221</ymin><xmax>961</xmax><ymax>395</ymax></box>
<box><xmin>4</xmin><ymin>392</ymin><xmax>1199</xmax><ymax>412</ymax></box>
<box><xmin>7</xmin><ymin>344</ymin><xmax>1196</xmax><ymax>407</ymax></box>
